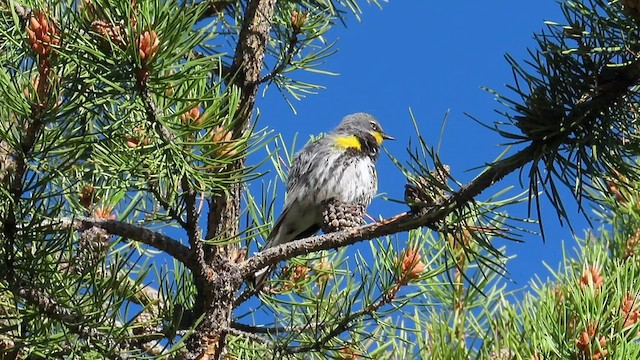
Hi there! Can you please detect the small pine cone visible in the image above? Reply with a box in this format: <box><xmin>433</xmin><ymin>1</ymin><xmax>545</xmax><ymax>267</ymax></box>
<box><xmin>76</xmin><ymin>226</ymin><xmax>110</xmax><ymax>269</ymax></box>
<box><xmin>404</xmin><ymin>182</ymin><xmax>434</xmax><ymax>212</ymax></box>
<box><xmin>321</xmin><ymin>199</ymin><xmax>365</xmax><ymax>233</ymax></box>
<box><xmin>79</xmin><ymin>226</ymin><xmax>110</xmax><ymax>253</ymax></box>
<box><xmin>133</xmin><ymin>309</ymin><xmax>157</xmax><ymax>335</ymax></box>
<box><xmin>404</xmin><ymin>165</ymin><xmax>450</xmax><ymax>212</ymax></box>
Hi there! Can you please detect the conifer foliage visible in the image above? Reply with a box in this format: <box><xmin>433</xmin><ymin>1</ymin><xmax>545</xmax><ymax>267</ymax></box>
<box><xmin>2</xmin><ymin>0</ymin><xmax>640</xmax><ymax>359</ymax></box>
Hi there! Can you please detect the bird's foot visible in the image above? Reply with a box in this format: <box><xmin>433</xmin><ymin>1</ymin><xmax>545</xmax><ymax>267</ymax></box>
<box><xmin>321</xmin><ymin>199</ymin><xmax>365</xmax><ymax>233</ymax></box>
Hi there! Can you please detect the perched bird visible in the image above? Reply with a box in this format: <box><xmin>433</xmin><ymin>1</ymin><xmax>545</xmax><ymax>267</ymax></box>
<box><xmin>253</xmin><ymin>113</ymin><xmax>393</xmax><ymax>288</ymax></box>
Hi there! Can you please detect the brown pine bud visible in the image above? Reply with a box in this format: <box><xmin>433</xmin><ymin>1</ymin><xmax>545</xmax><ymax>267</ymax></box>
<box><xmin>579</xmin><ymin>265</ymin><xmax>604</xmax><ymax>290</ymax></box>
<box><xmin>397</xmin><ymin>248</ymin><xmax>426</xmax><ymax>283</ymax></box>
<box><xmin>180</xmin><ymin>105</ymin><xmax>203</xmax><ymax>126</ymax></box>
<box><xmin>291</xmin><ymin>10</ymin><xmax>307</xmax><ymax>33</ymax></box>
<box><xmin>79</xmin><ymin>185</ymin><xmax>99</xmax><ymax>209</ymax></box>
<box><xmin>138</xmin><ymin>30</ymin><xmax>159</xmax><ymax>62</ymax></box>
<box><xmin>26</xmin><ymin>12</ymin><xmax>59</xmax><ymax>57</ymax></box>
<box><xmin>209</xmin><ymin>126</ymin><xmax>237</xmax><ymax>157</ymax></box>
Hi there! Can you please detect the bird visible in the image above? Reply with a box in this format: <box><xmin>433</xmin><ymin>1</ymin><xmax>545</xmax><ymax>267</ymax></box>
<box><xmin>253</xmin><ymin>112</ymin><xmax>393</xmax><ymax>288</ymax></box>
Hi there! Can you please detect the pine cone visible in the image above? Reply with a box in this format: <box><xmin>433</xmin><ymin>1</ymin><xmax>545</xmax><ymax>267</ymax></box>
<box><xmin>404</xmin><ymin>165</ymin><xmax>450</xmax><ymax>212</ymax></box>
<box><xmin>321</xmin><ymin>199</ymin><xmax>365</xmax><ymax>233</ymax></box>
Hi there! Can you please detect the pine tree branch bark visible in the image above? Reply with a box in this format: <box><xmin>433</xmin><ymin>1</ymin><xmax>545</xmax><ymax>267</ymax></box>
<box><xmin>56</xmin><ymin>217</ymin><xmax>193</xmax><ymax>266</ymax></box>
<box><xmin>188</xmin><ymin>0</ymin><xmax>278</xmax><ymax>358</ymax></box>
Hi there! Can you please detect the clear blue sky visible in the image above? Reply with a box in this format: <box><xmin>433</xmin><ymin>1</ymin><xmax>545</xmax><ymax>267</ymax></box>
<box><xmin>253</xmin><ymin>1</ymin><xmax>591</xmax><ymax>291</ymax></box>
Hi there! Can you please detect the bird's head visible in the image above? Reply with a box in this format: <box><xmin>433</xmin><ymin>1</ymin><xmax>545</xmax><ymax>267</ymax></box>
<box><xmin>333</xmin><ymin>113</ymin><xmax>394</xmax><ymax>151</ymax></box>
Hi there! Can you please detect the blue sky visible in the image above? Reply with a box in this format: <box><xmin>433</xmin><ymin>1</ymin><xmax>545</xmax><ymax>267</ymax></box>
<box><xmin>252</xmin><ymin>1</ymin><xmax>594</xmax><ymax>291</ymax></box>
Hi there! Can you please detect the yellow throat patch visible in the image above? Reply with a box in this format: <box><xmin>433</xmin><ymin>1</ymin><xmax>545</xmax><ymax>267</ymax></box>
<box><xmin>334</xmin><ymin>135</ymin><xmax>362</xmax><ymax>150</ymax></box>
<box><xmin>372</xmin><ymin>131</ymin><xmax>384</xmax><ymax>145</ymax></box>
<box><xmin>334</xmin><ymin>132</ymin><xmax>385</xmax><ymax>150</ymax></box>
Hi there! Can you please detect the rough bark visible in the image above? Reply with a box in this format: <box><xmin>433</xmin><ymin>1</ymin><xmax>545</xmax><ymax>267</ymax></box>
<box><xmin>186</xmin><ymin>0</ymin><xmax>278</xmax><ymax>358</ymax></box>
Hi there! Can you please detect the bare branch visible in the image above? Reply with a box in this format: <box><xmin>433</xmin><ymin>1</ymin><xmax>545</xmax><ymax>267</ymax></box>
<box><xmin>147</xmin><ymin>182</ymin><xmax>188</xmax><ymax>228</ymax></box>
<box><xmin>231</xmin><ymin>321</ymin><xmax>323</xmax><ymax>335</ymax></box>
<box><xmin>5</xmin><ymin>279</ymin><xmax>123</xmax><ymax>353</ymax></box>
<box><xmin>58</xmin><ymin>217</ymin><xmax>192</xmax><ymax>266</ymax></box>
<box><xmin>188</xmin><ymin>0</ymin><xmax>278</xmax><ymax>357</ymax></box>
<box><xmin>139</xmin><ymin>87</ymin><xmax>175</xmax><ymax>143</ymax></box>
<box><xmin>11</xmin><ymin>280</ymin><xmax>82</xmax><ymax>324</ymax></box>
<box><xmin>239</xmin><ymin>57</ymin><xmax>640</xmax><ymax>278</ymax></box>
<box><xmin>182</xmin><ymin>176</ymin><xmax>206</xmax><ymax>269</ymax></box>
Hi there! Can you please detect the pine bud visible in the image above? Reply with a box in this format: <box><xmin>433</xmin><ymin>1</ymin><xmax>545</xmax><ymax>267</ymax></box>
<box><xmin>138</xmin><ymin>30</ymin><xmax>160</xmax><ymax>62</ymax></box>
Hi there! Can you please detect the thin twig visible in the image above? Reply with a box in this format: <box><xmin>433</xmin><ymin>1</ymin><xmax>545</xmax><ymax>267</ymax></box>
<box><xmin>182</xmin><ymin>176</ymin><xmax>206</xmax><ymax>269</ymax></box>
<box><xmin>239</xmin><ymin>55</ymin><xmax>640</xmax><ymax>275</ymax></box>
<box><xmin>147</xmin><ymin>182</ymin><xmax>188</xmax><ymax>228</ymax></box>
<box><xmin>259</xmin><ymin>34</ymin><xmax>299</xmax><ymax>84</ymax></box>
<box><xmin>224</xmin><ymin>326</ymin><xmax>273</xmax><ymax>345</ymax></box>
<box><xmin>139</xmin><ymin>88</ymin><xmax>175</xmax><ymax>143</ymax></box>
<box><xmin>196</xmin><ymin>0</ymin><xmax>235</xmax><ymax>22</ymax></box>
<box><xmin>11</xmin><ymin>279</ymin><xmax>82</xmax><ymax>324</ymax></box>
<box><xmin>231</xmin><ymin>321</ymin><xmax>325</xmax><ymax>334</ymax></box>
<box><xmin>282</xmin><ymin>282</ymin><xmax>401</xmax><ymax>354</ymax></box>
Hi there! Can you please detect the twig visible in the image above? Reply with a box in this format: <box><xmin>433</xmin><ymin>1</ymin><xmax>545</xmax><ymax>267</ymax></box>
<box><xmin>238</xmin><ymin>55</ymin><xmax>640</xmax><ymax>276</ymax></box>
<box><xmin>259</xmin><ymin>34</ymin><xmax>299</xmax><ymax>84</ymax></box>
<box><xmin>147</xmin><ymin>182</ymin><xmax>188</xmax><ymax>228</ymax></box>
<box><xmin>138</xmin><ymin>88</ymin><xmax>203</xmax><ymax>267</ymax></box>
<box><xmin>187</xmin><ymin>0</ymin><xmax>278</xmax><ymax>357</ymax></box>
<box><xmin>139</xmin><ymin>88</ymin><xmax>175</xmax><ymax>143</ymax></box>
<box><xmin>282</xmin><ymin>281</ymin><xmax>400</xmax><ymax>354</ymax></box>
<box><xmin>5</xmin><ymin>278</ymin><xmax>123</xmax><ymax>353</ymax></box>
<box><xmin>231</xmin><ymin>321</ymin><xmax>324</xmax><ymax>334</ymax></box>
<box><xmin>223</xmin><ymin>326</ymin><xmax>272</xmax><ymax>345</ymax></box>
<box><xmin>196</xmin><ymin>0</ymin><xmax>235</xmax><ymax>22</ymax></box>
<box><xmin>11</xmin><ymin>279</ymin><xmax>82</xmax><ymax>324</ymax></box>
<box><xmin>232</xmin><ymin>286</ymin><xmax>258</xmax><ymax>307</ymax></box>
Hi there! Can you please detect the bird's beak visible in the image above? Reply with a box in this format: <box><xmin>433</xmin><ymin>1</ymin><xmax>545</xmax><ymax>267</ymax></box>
<box><xmin>382</xmin><ymin>133</ymin><xmax>395</xmax><ymax>140</ymax></box>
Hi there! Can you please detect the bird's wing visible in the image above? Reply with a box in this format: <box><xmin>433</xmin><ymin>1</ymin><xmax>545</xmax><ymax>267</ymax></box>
<box><xmin>263</xmin><ymin>200</ymin><xmax>320</xmax><ymax>250</ymax></box>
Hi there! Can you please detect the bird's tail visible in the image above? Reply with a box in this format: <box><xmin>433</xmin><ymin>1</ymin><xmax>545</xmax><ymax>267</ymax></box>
<box><xmin>252</xmin><ymin>264</ymin><xmax>275</xmax><ymax>290</ymax></box>
<box><xmin>252</xmin><ymin>210</ymin><xmax>288</xmax><ymax>289</ymax></box>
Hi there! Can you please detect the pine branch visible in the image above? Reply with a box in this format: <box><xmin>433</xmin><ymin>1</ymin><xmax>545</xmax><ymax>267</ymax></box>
<box><xmin>57</xmin><ymin>217</ymin><xmax>193</xmax><ymax>266</ymax></box>
<box><xmin>5</xmin><ymin>279</ymin><xmax>124</xmax><ymax>354</ymax></box>
<box><xmin>231</xmin><ymin>321</ymin><xmax>339</xmax><ymax>335</ymax></box>
<box><xmin>188</xmin><ymin>0</ymin><xmax>278</xmax><ymax>357</ymax></box>
<box><xmin>182</xmin><ymin>175</ymin><xmax>206</xmax><ymax>269</ymax></box>
<box><xmin>282</xmin><ymin>278</ymin><xmax>401</xmax><ymax>354</ymax></box>
<box><xmin>10</xmin><ymin>279</ymin><xmax>82</xmax><ymax>324</ymax></box>
<box><xmin>240</xmin><ymin>57</ymin><xmax>640</xmax><ymax>278</ymax></box>
<box><xmin>139</xmin><ymin>87</ymin><xmax>175</xmax><ymax>143</ymax></box>
<box><xmin>259</xmin><ymin>33</ymin><xmax>299</xmax><ymax>84</ymax></box>
<box><xmin>147</xmin><ymin>182</ymin><xmax>188</xmax><ymax>228</ymax></box>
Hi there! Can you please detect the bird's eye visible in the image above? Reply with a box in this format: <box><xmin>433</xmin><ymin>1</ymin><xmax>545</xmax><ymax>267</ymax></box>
<box><xmin>370</xmin><ymin>121</ymin><xmax>379</xmax><ymax>131</ymax></box>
